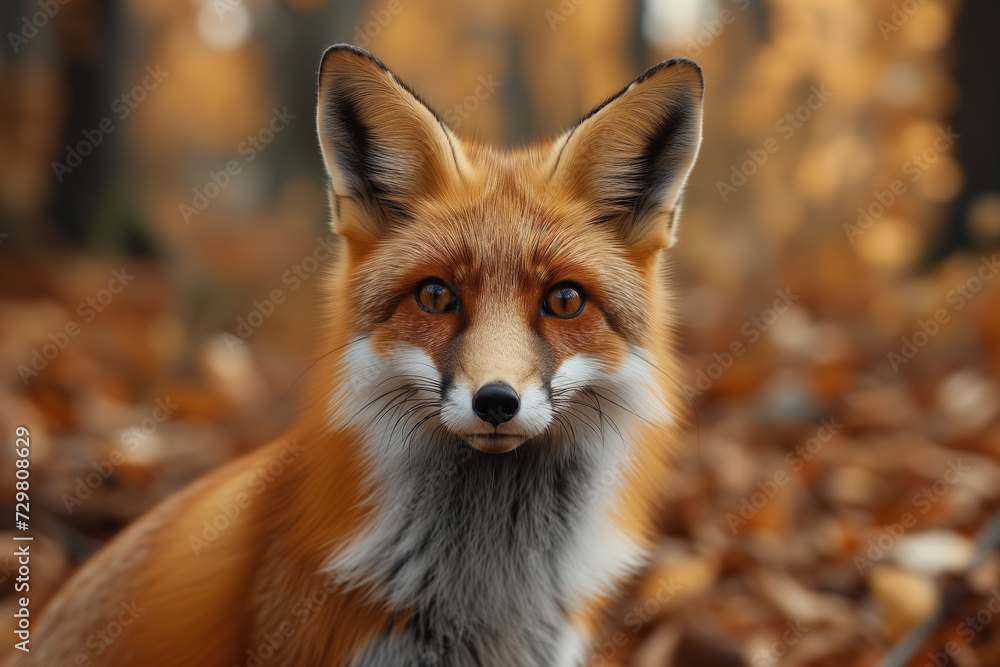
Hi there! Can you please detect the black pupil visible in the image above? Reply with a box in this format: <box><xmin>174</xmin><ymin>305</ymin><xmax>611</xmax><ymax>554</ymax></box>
<box><xmin>553</xmin><ymin>287</ymin><xmax>577</xmax><ymax>313</ymax></box>
<box><xmin>425</xmin><ymin>284</ymin><xmax>449</xmax><ymax>310</ymax></box>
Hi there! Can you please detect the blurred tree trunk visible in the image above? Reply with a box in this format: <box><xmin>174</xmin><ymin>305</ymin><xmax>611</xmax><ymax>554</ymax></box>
<box><xmin>49</xmin><ymin>0</ymin><xmax>121</xmax><ymax>248</ymax></box>
<box><xmin>934</xmin><ymin>0</ymin><xmax>1000</xmax><ymax>260</ymax></box>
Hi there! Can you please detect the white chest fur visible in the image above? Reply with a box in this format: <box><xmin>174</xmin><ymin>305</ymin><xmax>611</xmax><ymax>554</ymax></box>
<box><xmin>325</xmin><ymin>340</ymin><xmax>664</xmax><ymax>666</ymax></box>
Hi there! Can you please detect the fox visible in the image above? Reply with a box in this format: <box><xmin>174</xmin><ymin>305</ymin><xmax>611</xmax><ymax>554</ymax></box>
<box><xmin>9</xmin><ymin>45</ymin><xmax>704</xmax><ymax>667</ymax></box>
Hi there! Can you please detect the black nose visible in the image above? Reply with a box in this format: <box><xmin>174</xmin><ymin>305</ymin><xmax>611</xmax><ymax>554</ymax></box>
<box><xmin>472</xmin><ymin>383</ymin><xmax>520</xmax><ymax>425</ymax></box>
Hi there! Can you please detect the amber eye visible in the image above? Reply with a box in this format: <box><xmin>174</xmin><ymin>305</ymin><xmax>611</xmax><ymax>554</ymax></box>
<box><xmin>416</xmin><ymin>278</ymin><xmax>458</xmax><ymax>313</ymax></box>
<box><xmin>542</xmin><ymin>282</ymin><xmax>585</xmax><ymax>319</ymax></box>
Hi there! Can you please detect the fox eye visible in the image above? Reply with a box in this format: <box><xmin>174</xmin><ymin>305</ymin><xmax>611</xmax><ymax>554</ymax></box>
<box><xmin>542</xmin><ymin>282</ymin><xmax>585</xmax><ymax>319</ymax></box>
<box><xmin>416</xmin><ymin>278</ymin><xmax>458</xmax><ymax>313</ymax></box>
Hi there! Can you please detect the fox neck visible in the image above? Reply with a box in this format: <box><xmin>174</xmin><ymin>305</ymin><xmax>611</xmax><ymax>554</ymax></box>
<box><xmin>329</xmin><ymin>425</ymin><xmax>645</xmax><ymax>665</ymax></box>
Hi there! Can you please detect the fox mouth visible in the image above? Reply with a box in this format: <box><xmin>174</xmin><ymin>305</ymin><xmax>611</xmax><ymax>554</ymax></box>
<box><xmin>462</xmin><ymin>432</ymin><xmax>528</xmax><ymax>454</ymax></box>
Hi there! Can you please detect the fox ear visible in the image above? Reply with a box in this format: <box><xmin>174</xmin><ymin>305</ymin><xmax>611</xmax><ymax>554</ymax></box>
<box><xmin>317</xmin><ymin>45</ymin><xmax>464</xmax><ymax>242</ymax></box>
<box><xmin>550</xmin><ymin>58</ymin><xmax>704</xmax><ymax>252</ymax></box>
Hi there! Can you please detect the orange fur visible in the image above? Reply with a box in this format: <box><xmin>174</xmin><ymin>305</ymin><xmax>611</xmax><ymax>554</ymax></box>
<box><xmin>8</xmin><ymin>45</ymin><xmax>702</xmax><ymax>667</ymax></box>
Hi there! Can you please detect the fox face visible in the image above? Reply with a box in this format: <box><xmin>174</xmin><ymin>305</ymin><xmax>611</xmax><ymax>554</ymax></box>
<box><xmin>346</xmin><ymin>193</ymin><xmax>661</xmax><ymax>455</ymax></box>
<box><xmin>317</xmin><ymin>46</ymin><xmax>703</xmax><ymax>463</ymax></box>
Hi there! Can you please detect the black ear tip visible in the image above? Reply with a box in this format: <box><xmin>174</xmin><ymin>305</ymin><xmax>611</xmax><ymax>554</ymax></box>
<box><xmin>640</xmin><ymin>57</ymin><xmax>705</xmax><ymax>97</ymax></box>
<box><xmin>317</xmin><ymin>43</ymin><xmax>391</xmax><ymax>85</ymax></box>
<box><xmin>667</xmin><ymin>57</ymin><xmax>704</xmax><ymax>81</ymax></box>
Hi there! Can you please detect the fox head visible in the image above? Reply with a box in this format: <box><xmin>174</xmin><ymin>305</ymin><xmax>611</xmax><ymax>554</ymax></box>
<box><xmin>316</xmin><ymin>45</ymin><xmax>702</xmax><ymax>458</ymax></box>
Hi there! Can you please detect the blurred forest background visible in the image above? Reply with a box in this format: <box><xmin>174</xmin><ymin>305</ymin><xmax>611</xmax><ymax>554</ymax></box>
<box><xmin>2</xmin><ymin>0</ymin><xmax>1000</xmax><ymax>665</ymax></box>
